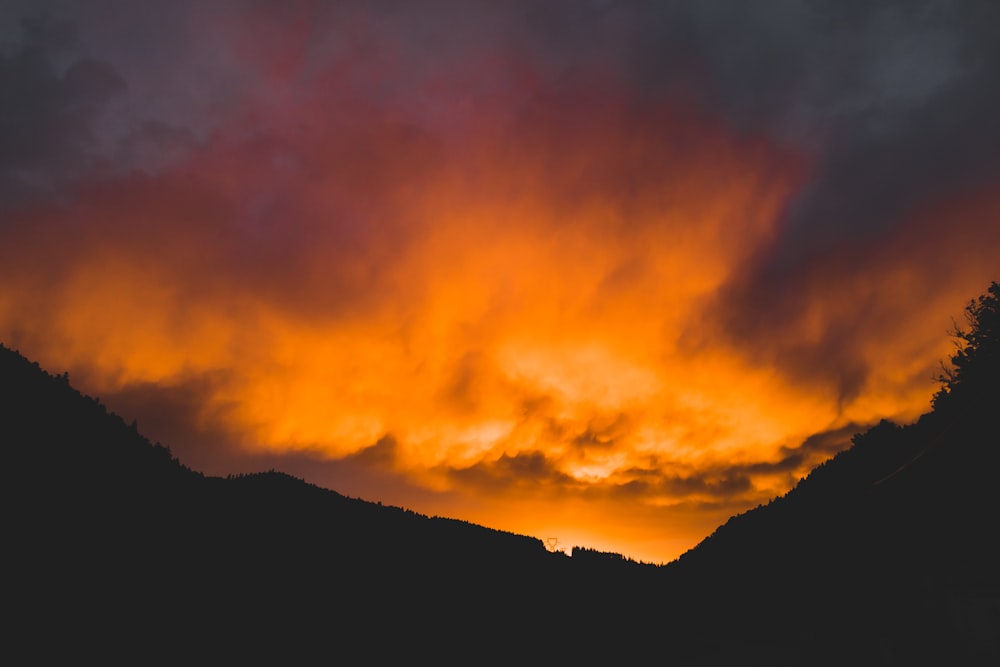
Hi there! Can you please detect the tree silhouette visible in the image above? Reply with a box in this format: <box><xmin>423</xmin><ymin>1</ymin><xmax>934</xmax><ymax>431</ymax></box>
<box><xmin>934</xmin><ymin>280</ymin><xmax>1000</xmax><ymax>408</ymax></box>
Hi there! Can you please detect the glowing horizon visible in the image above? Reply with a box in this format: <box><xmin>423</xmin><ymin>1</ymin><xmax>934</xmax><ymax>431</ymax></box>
<box><xmin>2</xmin><ymin>2</ymin><xmax>999</xmax><ymax>564</ymax></box>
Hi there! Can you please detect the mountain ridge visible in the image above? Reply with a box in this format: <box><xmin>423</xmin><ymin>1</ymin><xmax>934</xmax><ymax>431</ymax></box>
<box><xmin>4</xmin><ymin>282</ymin><xmax>998</xmax><ymax>664</ymax></box>
<box><xmin>3</xmin><ymin>339</ymin><xmax>661</xmax><ymax>661</ymax></box>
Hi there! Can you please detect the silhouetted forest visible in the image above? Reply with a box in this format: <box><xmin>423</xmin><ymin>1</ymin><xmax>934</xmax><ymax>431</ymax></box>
<box><xmin>661</xmin><ymin>282</ymin><xmax>1000</xmax><ymax>665</ymax></box>
<box><xmin>4</xmin><ymin>282</ymin><xmax>998</xmax><ymax>664</ymax></box>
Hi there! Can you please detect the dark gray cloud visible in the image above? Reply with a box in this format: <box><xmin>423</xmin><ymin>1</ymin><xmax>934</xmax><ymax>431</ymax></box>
<box><xmin>346</xmin><ymin>434</ymin><xmax>399</xmax><ymax>469</ymax></box>
<box><xmin>0</xmin><ymin>16</ymin><xmax>125</xmax><ymax>207</ymax></box>
<box><xmin>449</xmin><ymin>451</ymin><xmax>577</xmax><ymax>493</ymax></box>
<box><xmin>571</xmin><ymin>413</ymin><xmax>630</xmax><ymax>450</ymax></box>
<box><xmin>609</xmin><ymin>422</ymin><xmax>864</xmax><ymax>504</ymax></box>
<box><xmin>6</xmin><ymin>1</ymin><xmax>995</xmax><ymax>253</ymax></box>
<box><xmin>628</xmin><ymin>1</ymin><xmax>1000</xmax><ymax>265</ymax></box>
<box><xmin>92</xmin><ymin>371</ymin><xmax>244</xmax><ymax>474</ymax></box>
<box><xmin>769</xmin><ymin>6</ymin><xmax>1000</xmax><ymax>264</ymax></box>
<box><xmin>613</xmin><ymin>469</ymin><xmax>755</xmax><ymax>500</ymax></box>
<box><xmin>114</xmin><ymin>120</ymin><xmax>198</xmax><ymax>174</ymax></box>
<box><xmin>737</xmin><ymin>422</ymin><xmax>863</xmax><ymax>477</ymax></box>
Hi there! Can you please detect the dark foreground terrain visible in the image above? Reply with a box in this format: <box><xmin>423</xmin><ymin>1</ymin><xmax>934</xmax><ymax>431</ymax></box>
<box><xmin>5</xmin><ymin>284</ymin><xmax>998</xmax><ymax>664</ymax></box>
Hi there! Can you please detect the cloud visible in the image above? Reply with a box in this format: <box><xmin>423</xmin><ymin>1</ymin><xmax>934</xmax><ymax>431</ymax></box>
<box><xmin>611</xmin><ymin>469</ymin><xmax>755</xmax><ymax>502</ymax></box>
<box><xmin>700</xmin><ymin>185</ymin><xmax>1000</xmax><ymax>418</ymax></box>
<box><xmin>624</xmin><ymin>2</ymin><xmax>1000</xmax><ymax>274</ymax></box>
<box><xmin>94</xmin><ymin>372</ymin><xmax>243</xmax><ymax>473</ymax></box>
<box><xmin>740</xmin><ymin>422</ymin><xmax>863</xmax><ymax>476</ymax></box>
<box><xmin>347</xmin><ymin>434</ymin><xmax>400</xmax><ymax>470</ymax></box>
<box><xmin>1</xmin><ymin>0</ymin><xmax>998</xmax><ymax>564</ymax></box>
<box><xmin>0</xmin><ymin>16</ymin><xmax>125</xmax><ymax>207</ymax></box>
<box><xmin>449</xmin><ymin>451</ymin><xmax>577</xmax><ymax>494</ymax></box>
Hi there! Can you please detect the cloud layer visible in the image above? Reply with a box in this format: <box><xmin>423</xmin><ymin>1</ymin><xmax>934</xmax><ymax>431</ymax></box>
<box><xmin>2</xmin><ymin>1</ymin><xmax>998</xmax><ymax>563</ymax></box>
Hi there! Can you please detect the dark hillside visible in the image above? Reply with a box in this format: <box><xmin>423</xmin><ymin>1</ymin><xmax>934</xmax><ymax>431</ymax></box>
<box><xmin>4</xmin><ymin>283</ymin><xmax>998</xmax><ymax>664</ymax></box>
<box><xmin>664</xmin><ymin>283</ymin><xmax>1000</xmax><ymax>665</ymax></box>
<box><xmin>1</xmin><ymin>342</ymin><xmax>660</xmax><ymax>662</ymax></box>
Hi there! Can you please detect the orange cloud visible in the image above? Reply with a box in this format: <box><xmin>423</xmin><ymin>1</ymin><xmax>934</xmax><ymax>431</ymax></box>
<box><xmin>2</xmin><ymin>57</ymin><xmax>996</xmax><ymax>564</ymax></box>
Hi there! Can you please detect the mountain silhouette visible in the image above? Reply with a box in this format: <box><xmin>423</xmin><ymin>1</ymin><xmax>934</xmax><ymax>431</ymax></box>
<box><xmin>2</xmin><ymin>340</ymin><xmax>660</xmax><ymax>663</ymax></box>
<box><xmin>4</xmin><ymin>282</ymin><xmax>998</xmax><ymax>664</ymax></box>
<box><xmin>661</xmin><ymin>282</ymin><xmax>1000</xmax><ymax>665</ymax></box>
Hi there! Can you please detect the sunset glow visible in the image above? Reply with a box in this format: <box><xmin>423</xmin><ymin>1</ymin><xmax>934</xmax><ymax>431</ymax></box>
<box><xmin>3</xmin><ymin>1</ymin><xmax>999</xmax><ymax>564</ymax></box>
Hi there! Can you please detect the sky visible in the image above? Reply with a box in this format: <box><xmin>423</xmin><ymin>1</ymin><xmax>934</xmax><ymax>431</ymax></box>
<box><xmin>2</xmin><ymin>0</ymin><xmax>999</xmax><ymax>564</ymax></box>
